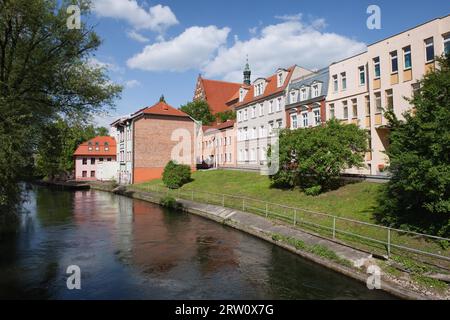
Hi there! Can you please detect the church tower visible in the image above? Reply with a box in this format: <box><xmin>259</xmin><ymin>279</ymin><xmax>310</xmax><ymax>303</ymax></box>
<box><xmin>243</xmin><ymin>56</ymin><xmax>251</xmax><ymax>85</ymax></box>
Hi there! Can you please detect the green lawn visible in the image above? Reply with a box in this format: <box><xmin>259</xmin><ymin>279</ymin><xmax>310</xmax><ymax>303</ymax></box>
<box><xmin>131</xmin><ymin>170</ymin><xmax>449</xmax><ymax>268</ymax></box>
<box><xmin>134</xmin><ymin>169</ymin><xmax>381</xmax><ymax>222</ymax></box>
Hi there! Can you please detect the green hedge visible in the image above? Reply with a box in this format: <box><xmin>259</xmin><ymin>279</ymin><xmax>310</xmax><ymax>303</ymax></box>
<box><xmin>162</xmin><ymin>161</ymin><xmax>191</xmax><ymax>189</ymax></box>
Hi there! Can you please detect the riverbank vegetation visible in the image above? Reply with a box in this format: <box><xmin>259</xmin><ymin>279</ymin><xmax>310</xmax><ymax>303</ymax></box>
<box><xmin>0</xmin><ymin>0</ymin><xmax>121</xmax><ymax>233</ymax></box>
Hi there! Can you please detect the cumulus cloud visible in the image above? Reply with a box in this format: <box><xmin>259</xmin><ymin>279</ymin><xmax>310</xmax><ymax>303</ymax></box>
<box><xmin>127</xmin><ymin>26</ymin><xmax>230</xmax><ymax>72</ymax></box>
<box><xmin>202</xmin><ymin>18</ymin><xmax>366</xmax><ymax>82</ymax></box>
<box><xmin>124</xmin><ymin>79</ymin><xmax>141</xmax><ymax>88</ymax></box>
<box><xmin>126</xmin><ymin>30</ymin><xmax>150</xmax><ymax>43</ymax></box>
<box><xmin>92</xmin><ymin>0</ymin><xmax>178</xmax><ymax>32</ymax></box>
<box><xmin>88</xmin><ymin>57</ymin><xmax>123</xmax><ymax>73</ymax></box>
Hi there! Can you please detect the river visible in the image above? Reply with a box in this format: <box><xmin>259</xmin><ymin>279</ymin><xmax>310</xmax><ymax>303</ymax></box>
<box><xmin>0</xmin><ymin>185</ymin><xmax>394</xmax><ymax>299</ymax></box>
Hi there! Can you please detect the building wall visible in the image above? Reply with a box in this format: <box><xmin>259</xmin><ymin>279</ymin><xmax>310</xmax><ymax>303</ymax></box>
<box><xmin>201</xmin><ymin>125</ymin><xmax>237</xmax><ymax>167</ymax></box>
<box><xmin>75</xmin><ymin>156</ymin><xmax>116</xmax><ymax>180</ymax></box>
<box><xmin>115</xmin><ymin>122</ymin><xmax>133</xmax><ymax>184</ymax></box>
<box><xmin>133</xmin><ymin>115</ymin><xmax>196</xmax><ymax>183</ymax></box>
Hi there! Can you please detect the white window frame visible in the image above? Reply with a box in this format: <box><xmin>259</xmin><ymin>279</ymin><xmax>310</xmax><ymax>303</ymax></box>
<box><xmin>251</xmin><ymin>106</ymin><xmax>256</xmax><ymax>118</ymax></box>
<box><xmin>359</xmin><ymin>66</ymin><xmax>366</xmax><ymax>85</ymax></box>
<box><xmin>259</xmin><ymin>103</ymin><xmax>264</xmax><ymax>116</ymax></box>
<box><xmin>290</xmin><ymin>113</ymin><xmax>298</xmax><ymax>129</ymax></box>
<box><xmin>313</xmin><ymin>109</ymin><xmax>320</xmax><ymax>125</ymax></box>
<box><xmin>341</xmin><ymin>72</ymin><xmax>347</xmax><ymax>91</ymax></box>
<box><xmin>373</xmin><ymin>57</ymin><xmax>381</xmax><ymax>79</ymax></box>
<box><xmin>333</xmin><ymin>75</ymin><xmax>338</xmax><ymax>92</ymax></box>
<box><xmin>424</xmin><ymin>37</ymin><xmax>435</xmax><ymax>63</ymax></box>
<box><xmin>403</xmin><ymin>46</ymin><xmax>412</xmax><ymax>70</ymax></box>
<box><xmin>390</xmin><ymin>51</ymin><xmax>398</xmax><ymax>73</ymax></box>
<box><xmin>301</xmin><ymin>112</ymin><xmax>308</xmax><ymax>127</ymax></box>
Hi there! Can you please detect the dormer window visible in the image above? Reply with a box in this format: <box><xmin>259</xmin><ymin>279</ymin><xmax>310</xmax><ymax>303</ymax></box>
<box><xmin>254</xmin><ymin>79</ymin><xmax>266</xmax><ymax>97</ymax></box>
<box><xmin>104</xmin><ymin>142</ymin><xmax>109</xmax><ymax>151</ymax></box>
<box><xmin>312</xmin><ymin>83</ymin><xmax>320</xmax><ymax>98</ymax></box>
<box><xmin>290</xmin><ymin>90</ymin><xmax>298</xmax><ymax>104</ymax></box>
<box><xmin>95</xmin><ymin>142</ymin><xmax>99</xmax><ymax>151</ymax></box>
<box><xmin>239</xmin><ymin>88</ymin><xmax>246</xmax><ymax>102</ymax></box>
<box><xmin>277</xmin><ymin>73</ymin><xmax>283</xmax><ymax>87</ymax></box>
<box><xmin>300</xmin><ymin>87</ymin><xmax>308</xmax><ymax>101</ymax></box>
<box><xmin>88</xmin><ymin>142</ymin><xmax>93</xmax><ymax>151</ymax></box>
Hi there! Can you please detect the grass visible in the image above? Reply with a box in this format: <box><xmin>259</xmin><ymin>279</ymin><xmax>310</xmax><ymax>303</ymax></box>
<box><xmin>132</xmin><ymin>170</ymin><xmax>450</xmax><ymax>269</ymax></box>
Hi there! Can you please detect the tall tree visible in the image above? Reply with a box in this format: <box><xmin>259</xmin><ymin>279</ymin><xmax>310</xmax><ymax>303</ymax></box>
<box><xmin>0</xmin><ymin>0</ymin><xmax>122</xmax><ymax>230</ymax></box>
<box><xmin>376</xmin><ymin>55</ymin><xmax>450</xmax><ymax>237</ymax></box>
<box><xmin>180</xmin><ymin>100</ymin><xmax>215</xmax><ymax>125</ymax></box>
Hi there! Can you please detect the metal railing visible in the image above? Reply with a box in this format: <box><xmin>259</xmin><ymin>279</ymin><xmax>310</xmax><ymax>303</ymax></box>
<box><xmin>129</xmin><ymin>184</ymin><xmax>450</xmax><ymax>266</ymax></box>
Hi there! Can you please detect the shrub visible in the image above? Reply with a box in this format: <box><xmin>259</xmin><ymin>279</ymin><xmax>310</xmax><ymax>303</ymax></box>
<box><xmin>159</xmin><ymin>195</ymin><xmax>182</xmax><ymax>210</ymax></box>
<box><xmin>270</xmin><ymin>119</ymin><xmax>368</xmax><ymax>194</ymax></box>
<box><xmin>162</xmin><ymin>161</ymin><xmax>191</xmax><ymax>189</ymax></box>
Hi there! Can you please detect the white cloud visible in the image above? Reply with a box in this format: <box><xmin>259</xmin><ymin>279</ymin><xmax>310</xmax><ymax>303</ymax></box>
<box><xmin>275</xmin><ymin>13</ymin><xmax>303</xmax><ymax>21</ymax></box>
<box><xmin>202</xmin><ymin>18</ymin><xmax>366</xmax><ymax>82</ymax></box>
<box><xmin>124</xmin><ymin>79</ymin><xmax>141</xmax><ymax>88</ymax></box>
<box><xmin>126</xmin><ymin>30</ymin><xmax>150</xmax><ymax>43</ymax></box>
<box><xmin>127</xmin><ymin>26</ymin><xmax>230</xmax><ymax>72</ymax></box>
<box><xmin>92</xmin><ymin>0</ymin><xmax>178</xmax><ymax>32</ymax></box>
<box><xmin>88</xmin><ymin>57</ymin><xmax>123</xmax><ymax>73</ymax></box>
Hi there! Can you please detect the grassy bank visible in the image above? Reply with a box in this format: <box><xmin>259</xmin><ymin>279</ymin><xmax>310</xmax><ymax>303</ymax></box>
<box><xmin>132</xmin><ymin>170</ymin><xmax>449</xmax><ymax>272</ymax></box>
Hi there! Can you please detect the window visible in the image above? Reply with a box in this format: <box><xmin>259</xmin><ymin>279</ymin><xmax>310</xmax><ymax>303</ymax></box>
<box><xmin>312</xmin><ymin>84</ymin><xmax>319</xmax><ymax>97</ymax></box>
<box><xmin>104</xmin><ymin>142</ymin><xmax>109</xmax><ymax>151</ymax></box>
<box><xmin>255</xmin><ymin>82</ymin><xmax>264</xmax><ymax>96</ymax></box>
<box><xmin>365</xmin><ymin>96</ymin><xmax>371</xmax><ymax>116</ymax></box>
<box><xmin>290</xmin><ymin>113</ymin><xmax>298</xmax><ymax>129</ymax></box>
<box><xmin>90</xmin><ymin>158</ymin><xmax>95</xmax><ymax>165</ymax></box>
<box><xmin>375</xmin><ymin>92</ymin><xmax>382</xmax><ymax>113</ymax></box>
<box><xmin>252</xmin><ymin>127</ymin><xmax>257</xmax><ymax>139</ymax></box>
<box><xmin>300</xmin><ymin>88</ymin><xmax>307</xmax><ymax>101</ymax></box>
<box><xmin>269</xmin><ymin>100</ymin><xmax>274</xmax><ymax>113</ymax></box>
<box><xmin>239</xmin><ymin>89</ymin><xmax>245</xmax><ymax>102</ymax></box>
<box><xmin>268</xmin><ymin>121</ymin><xmax>274</xmax><ymax>135</ymax></box>
<box><xmin>260</xmin><ymin>147</ymin><xmax>267</xmax><ymax>161</ymax></box>
<box><xmin>277</xmin><ymin>73</ymin><xmax>283</xmax><ymax>87</ymax></box>
<box><xmin>290</xmin><ymin>91</ymin><xmax>297</xmax><ymax>103</ymax></box>
<box><xmin>243</xmin><ymin>108</ymin><xmax>248</xmax><ymax>120</ymax></box>
<box><xmin>245</xmin><ymin>149</ymin><xmax>249</xmax><ymax>161</ymax></box>
<box><xmin>341</xmin><ymin>72</ymin><xmax>347</xmax><ymax>90</ymax></box>
<box><xmin>250</xmin><ymin>148</ymin><xmax>256</xmax><ymax>161</ymax></box>
<box><xmin>82</xmin><ymin>158</ymin><xmax>87</xmax><ymax>165</ymax></box>
<box><xmin>251</xmin><ymin>106</ymin><xmax>256</xmax><ymax>118</ymax></box>
<box><xmin>237</xmin><ymin>110</ymin><xmax>242</xmax><ymax>122</ymax></box>
<box><xmin>424</xmin><ymin>38</ymin><xmax>434</xmax><ymax>63</ymax></box>
<box><xmin>82</xmin><ymin>171</ymin><xmax>87</xmax><ymax>178</ymax></box>
<box><xmin>390</xmin><ymin>51</ymin><xmax>398</xmax><ymax>73</ymax></box>
<box><xmin>99</xmin><ymin>157</ymin><xmax>104</xmax><ymax>162</ymax></box>
<box><xmin>333</xmin><ymin>75</ymin><xmax>338</xmax><ymax>92</ymax></box>
<box><xmin>359</xmin><ymin>66</ymin><xmax>366</xmax><ymax>85</ymax></box>
<box><xmin>302</xmin><ymin>112</ymin><xmax>308</xmax><ymax>127</ymax></box>
<box><xmin>259</xmin><ymin>103</ymin><xmax>264</xmax><ymax>116</ymax></box>
<box><xmin>343</xmin><ymin>101</ymin><xmax>348</xmax><ymax>119</ymax></box>
<box><xmin>373</xmin><ymin>57</ymin><xmax>380</xmax><ymax>79</ymax></box>
<box><xmin>276</xmin><ymin>98</ymin><xmax>281</xmax><ymax>111</ymax></box>
<box><xmin>412</xmin><ymin>82</ymin><xmax>420</xmax><ymax>97</ymax></box>
<box><xmin>88</xmin><ymin>142</ymin><xmax>93</xmax><ymax>151</ymax></box>
<box><xmin>329</xmin><ymin>104</ymin><xmax>335</xmax><ymax>119</ymax></box>
<box><xmin>351</xmin><ymin>99</ymin><xmax>358</xmax><ymax>118</ymax></box>
<box><xmin>259</xmin><ymin>125</ymin><xmax>265</xmax><ymax>138</ymax></box>
<box><xmin>444</xmin><ymin>34</ymin><xmax>450</xmax><ymax>56</ymax></box>
<box><xmin>403</xmin><ymin>46</ymin><xmax>412</xmax><ymax>69</ymax></box>
<box><xmin>107</xmin><ymin>158</ymin><xmax>112</xmax><ymax>162</ymax></box>
<box><xmin>90</xmin><ymin>170</ymin><xmax>95</xmax><ymax>178</ymax></box>
<box><xmin>276</xmin><ymin>119</ymin><xmax>282</xmax><ymax>129</ymax></box>
<box><xmin>244</xmin><ymin>127</ymin><xmax>248</xmax><ymax>140</ymax></box>
<box><xmin>228</xmin><ymin>136</ymin><xmax>231</xmax><ymax>145</ymax></box>
<box><xmin>385</xmin><ymin>89</ymin><xmax>393</xmax><ymax>110</ymax></box>
<box><xmin>95</xmin><ymin>142</ymin><xmax>99</xmax><ymax>151</ymax></box>
<box><xmin>313</xmin><ymin>109</ymin><xmax>321</xmax><ymax>125</ymax></box>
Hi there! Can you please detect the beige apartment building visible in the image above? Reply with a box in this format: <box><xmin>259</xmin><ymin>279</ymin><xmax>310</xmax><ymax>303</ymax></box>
<box><xmin>327</xmin><ymin>15</ymin><xmax>450</xmax><ymax>175</ymax></box>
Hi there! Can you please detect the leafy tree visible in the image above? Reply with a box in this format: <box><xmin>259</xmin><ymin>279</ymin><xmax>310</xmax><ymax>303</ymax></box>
<box><xmin>162</xmin><ymin>161</ymin><xmax>191</xmax><ymax>189</ymax></box>
<box><xmin>0</xmin><ymin>0</ymin><xmax>122</xmax><ymax>231</ymax></box>
<box><xmin>376</xmin><ymin>55</ymin><xmax>450</xmax><ymax>237</ymax></box>
<box><xmin>180</xmin><ymin>100</ymin><xmax>215</xmax><ymax>125</ymax></box>
<box><xmin>216</xmin><ymin>110</ymin><xmax>236</xmax><ymax>123</ymax></box>
<box><xmin>270</xmin><ymin>119</ymin><xmax>368</xmax><ymax>195</ymax></box>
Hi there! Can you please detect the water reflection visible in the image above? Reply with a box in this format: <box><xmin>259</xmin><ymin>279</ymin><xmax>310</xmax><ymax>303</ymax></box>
<box><xmin>0</xmin><ymin>185</ymin><xmax>395</xmax><ymax>300</ymax></box>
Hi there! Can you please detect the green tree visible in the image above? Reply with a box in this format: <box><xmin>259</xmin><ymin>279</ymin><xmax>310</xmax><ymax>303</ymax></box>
<box><xmin>216</xmin><ymin>110</ymin><xmax>236</xmax><ymax>123</ymax></box>
<box><xmin>180</xmin><ymin>100</ymin><xmax>215</xmax><ymax>125</ymax></box>
<box><xmin>0</xmin><ymin>0</ymin><xmax>122</xmax><ymax>231</ymax></box>
<box><xmin>270</xmin><ymin>119</ymin><xmax>368</xmax><ymax>195</ymax></box>
<box><xmin>376</xmin><ymin>55</ymin><xmax>450</xmax><ymax>237</ymax></box>
<box><xmin>162</xmin><ymin>161</ymin><xmax>192</xmax><ymax>189</ymax></box>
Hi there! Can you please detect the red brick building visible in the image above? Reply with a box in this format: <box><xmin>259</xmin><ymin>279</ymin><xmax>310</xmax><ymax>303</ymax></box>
<box><xmin>111</xmin><ymin>97</ymin><xmax>196</xmax><ymax>184</ymax></box>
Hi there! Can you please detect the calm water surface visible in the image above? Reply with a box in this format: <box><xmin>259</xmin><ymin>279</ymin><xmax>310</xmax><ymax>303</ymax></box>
<box><xmin>0</xmin><ymin>185</ymin><xmax>395</xmax><ymax>299</ymax></box>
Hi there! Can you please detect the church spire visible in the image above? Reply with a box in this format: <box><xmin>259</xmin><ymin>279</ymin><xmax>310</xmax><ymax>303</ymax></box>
<box><xmin>243</xmin><ymin>55</ymin><xmax>251</xmax><ymax>85</ymax></box>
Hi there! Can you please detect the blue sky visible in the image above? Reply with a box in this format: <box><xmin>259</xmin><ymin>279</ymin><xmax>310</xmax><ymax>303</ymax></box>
<box><xmin>86</xmin><ymin>0</ymin><xmax>450</xmax><ymax>127</ymax></box>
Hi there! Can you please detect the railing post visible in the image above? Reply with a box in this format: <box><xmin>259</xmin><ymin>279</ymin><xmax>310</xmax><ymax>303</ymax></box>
<box><xmin>294</xmin><ymin>209</ymin><xmax>297</xmax><ymax>226</ymax></box>
<box><xmin>222</xmin><ymin>194</ymin><xmax>225</xmax><ymax>207</ymax></box>
<box><xmin>191</xmin><ymin>190</ymin><xmax>194</xmax><ymax>201</ymax></box>
<box><xmin>265</xmin><ymin>203</ymin><xmax>268</xmax><ymax>218</ymax></box>
<box><xmin>387</xmin><ymin>228</ymin><xmax>391</xmax><ymax>258</ymax></box>
<box><xmin>332</xmin><ymin>216</ymin><xmax>336</xmax><ymax>239</ymax></box>
<box><xmin>242</xmin><ymin>198</ymin><xmax>245</xmax><ymax>211</ymax></box>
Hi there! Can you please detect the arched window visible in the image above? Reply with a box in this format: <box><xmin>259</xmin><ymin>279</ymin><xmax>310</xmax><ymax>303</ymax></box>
<box><xmin>104</xmin><ymin>142</ymin><xmax>109</xmax><ymax>151</ymax></box>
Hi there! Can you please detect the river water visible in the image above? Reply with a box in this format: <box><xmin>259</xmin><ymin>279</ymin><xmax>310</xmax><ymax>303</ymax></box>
<box><xmin>0</xmin><ymin>185</ymin><xmax>394</xmax><ymax>299</ymax></box>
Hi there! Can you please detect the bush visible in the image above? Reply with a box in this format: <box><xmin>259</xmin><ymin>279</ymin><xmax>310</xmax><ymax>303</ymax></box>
<box><xmin>270</xmin><ymin>119</ymin><xmax>368</xmax><ymax>194</ymax></box>
<box><xmin>162</xmin><ymin>161</ymin><xmax>191</xmax><ymax>189</ymax></box>
<box><xmin>159</xmin><ymin>195</ymin><xmax>182</xmax><ymax>210</ymax></box>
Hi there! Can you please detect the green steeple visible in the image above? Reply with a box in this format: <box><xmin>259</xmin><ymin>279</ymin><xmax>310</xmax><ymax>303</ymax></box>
<box><xmin>243</xmin><ymin>55</ymin><xmax>251</xmax><ymax>85</ymax></box>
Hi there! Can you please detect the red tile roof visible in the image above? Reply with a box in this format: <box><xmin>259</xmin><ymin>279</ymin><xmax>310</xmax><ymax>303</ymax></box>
<box><xmin>199</xmin><ymin>78</ymin><xmax>242</xmax><ymax>114</ymax></box>
<box><xmin>73</xmin><ymin>136</ymin><xmax>116</xmax><ymax>156</ymax></box>
<box><xmin>138</xmin><ymin>101</ymin><xmax>190</xmax><ymax>118</ymax></box>
<box><xmin>234</xmin><ymin>66</ymin><xmax>296</xmax><ymax>108</ymax></box>
<box><xmin>202</xmin><ymin>120</ymin><xmax>235</xmax><ymax>133</ymax></box>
